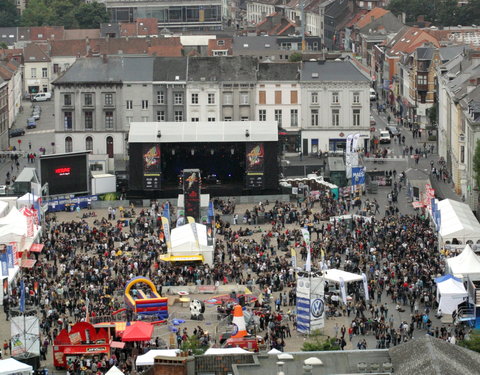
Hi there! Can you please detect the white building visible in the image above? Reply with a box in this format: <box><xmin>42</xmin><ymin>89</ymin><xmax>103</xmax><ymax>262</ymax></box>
<box><xmin>23</xmin><ymin>43</ymin><xmax>51</xmax><ymax>96</ymax></box>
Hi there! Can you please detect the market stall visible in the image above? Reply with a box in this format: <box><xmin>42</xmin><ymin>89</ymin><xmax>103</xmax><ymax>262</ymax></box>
<box><xmin>434</xmin><ymin>274</ymin><xmax>468</xmax><ymax>314</ymax></box>
<box><xmin>135</xmin><ymin>349</ymin><xmax>180</xmax><ymax>367</ymax></box>
<box><xmin>438</xmin><ymin>199</ymin><xmax>480</xmax><ymax>246</ymax></box>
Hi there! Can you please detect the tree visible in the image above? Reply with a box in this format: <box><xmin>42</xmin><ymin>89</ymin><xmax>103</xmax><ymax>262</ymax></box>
<box><xmin>459</xmin><ymin>329</ymin><xmax>480</xmax><ymax>353</ymax></box>
<box><xmin>180</xmin><ymin>336</ymin><xmax>207</xmax><ymax>355</ymax></box>
<box><xmin>20</xmin><ymin>0</ymin><xmax>54</xmax><ymax>26</ymax></box>
<box><xmin>289</xmin><ymin>52</ymin><xmax>302</xmax><ymax>62</ymax></box>
<box><xmin>427</xmin><ymin>103</ymin><xmax>438</xmax><ymax>126</ymax></box>
<box><xmin>76</xmin><ymin>2</ymin><xmax>109</xmax><ymax>29</ymax></box>
<box><xmin>473</xmin><ymin>140</ymin><xmax>480</xmax><ymax>191</ymax></box>
<box><xmin>301</xmin><ymin>331</ymin><xmax>340</xmax><ymax>351</ymax></box>
<box><xmin>0</xmin><ymin>0</ymin><xmax>19</xmax><ymax>27</ymax></box>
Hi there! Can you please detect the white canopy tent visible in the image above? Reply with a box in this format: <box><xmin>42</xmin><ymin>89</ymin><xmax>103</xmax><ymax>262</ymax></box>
<box><xmin>166</xmin><ymin>223</ymin><xmax>214</xmax><ymax>265</ymax></box>
<box><xmin>204</xmin><ymin>347</ymin><xmax>252</xmax><ymax>355</ymax></box>
<box><xmin>446</xmin><ymin>245</ymin><xmax>480</xmax><ymax>279</ymax></box>
<box><xmin>438</xmin><ymin>199</ymin><xmax>480</xmax><ymax>245</ymax></box>
<box><xmin>0</xmin><ymin>201</ymin><xmax>8</xmax><ymax>218</ymax></box>
<box><xmin>136</xmin><ymin>349</ymin><xmax>180</xmax><ymax>366</ymax></box>
<box><xmin>435</xmin><ymin>274</ymin><xmax>468</xmax><ymax>314</ymax></box>
<box><xmin>17</xmin><ymin>193</ymin><xmax>40</xmax><ymax>207</ymax></box>
<box><xmin>105</xmin><ymin>366</ymin><xmax>124</xmax><ymax>375</ymax></box>
<box><xmin>323</xmin><ymin>269</ymin><xmax>363</xmax><ymax>284</ymax></box>
<box><xmin>0</xmin><ymin>358</ymin><xmax>33</xmax><ymax>375</ymax></box>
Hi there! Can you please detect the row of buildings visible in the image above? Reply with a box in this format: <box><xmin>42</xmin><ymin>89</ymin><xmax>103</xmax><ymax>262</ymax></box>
<box><xmin>51</xmin><ymin>56</ymin><xmax>371</xmax><ymax>163</ymax></box>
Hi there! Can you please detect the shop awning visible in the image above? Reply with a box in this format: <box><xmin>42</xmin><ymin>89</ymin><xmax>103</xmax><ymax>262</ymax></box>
<box><xmin>121</xmin><ymin>322</ymin><xmax>153</xmax><ymax>342</ymax></box>
<box><xmin>159</xmin><ymin>255</ymin><xmax>204</xmax><ymax>262</ymax></box>
<box><xmin>29</xmin><ymin>244</ymin><xmax>44</xmax><ymax>253</ymax></box>
<box><xmin>20</xmin><ymin>259</ymin><xmax>36</xmax><ymax>268</ymax></box>
<box><xmin>64</xmin><ymin>346</ymin><xmax>109</xmax><ymax>355</ymax></box>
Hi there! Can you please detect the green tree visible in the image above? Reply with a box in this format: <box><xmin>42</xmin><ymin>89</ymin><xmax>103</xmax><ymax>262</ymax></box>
<box><xmin>51</xmin><ymin>0</ymin><xmax>78</xmax><ymax>29</ymax></box>
<box><xmin>473</xmin><ymin>141</ymin><xmax>480</xmax><ymax>191</ymax></box>
<box><xmin>459</xmin><ymin>329</ymin><xmax>480</xmax><ymax>353</ymax></box>
<box><xmin>427</xmin><ymin>103</ymin><xmax>438</xmax><ymax>126</ymax></box>
<box><xmin>180</xmin><ymin>336</ymin><xmax>207</xmax><ymax>355</ymax></box>
<box><xmin>301</xmin><ymin>331</ymin><xmax>340</xmax><ymax>351</ymax></box>
<box><xmin>0</xmin><ymin>0</ymin><xmax>19</xmax><ymax>27</ymax></box>
<box><xmin>289</xmin><ymin>52</ymin><xmax>302</xmax><ymax>62</ymax></box>
<box><xmin>75</xmin><ymin>2</ymin><xmax>109</xmax><ymax>29</ymax></box>
<box><xmin>20</xmin><ymin>0</ymin><xmax>53</xmax><ymax>26</ymax></box>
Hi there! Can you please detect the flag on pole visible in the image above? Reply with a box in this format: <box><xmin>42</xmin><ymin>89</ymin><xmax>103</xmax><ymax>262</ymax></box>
<box><xmin>19</xmin><ymin>280</ymin><xmax>25</xmax><ymax>312</ymax></box>
<box><xmin>207</xmin><ymin>201</ymin><xmax>214</xmax><ymax>224</ymax></box>
<box><xmin>301</xmin><ymin>228</ymin><xmax>311</xmax><ymax>272</ymax></box>
<box><xmin>339</xmin><ymin>277</ymin><xmax>347</xmax><ymax>305</ymax></box>
<box><xmin>161</xmin><ymin>217</ymin><xmax>171</xmax><ymax>250</ymax></box>
<box><xmin>162</xmin><ymin>202</ymin><xmax>170</xmax><ymax>221</ymax></box>
<box><xmin>362</xmin><ymin>273</ymin><xmax>369</xmax><ymax>301</ymax></box>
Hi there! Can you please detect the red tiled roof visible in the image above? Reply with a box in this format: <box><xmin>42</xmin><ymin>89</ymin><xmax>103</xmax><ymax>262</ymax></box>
<box><xmin>207</xmin><ymin>38</ymin><xmax>233</xmax><ymax>56</ymax></box>
<box><xmin>23</xmin><ymin>43</ymin><xmax>50</xmax><ymax>62</ymax></box>
<box><xmin>387</xmin><ymin>27</ymin><xmax>440</xmax><ymax>56</ymax></box>
<box><xmin>50</xmin><ymin>40</ymin><xmax>87</xmax><ymax>57</ymax></box>
<box><xmin>344</xmin><ymin>10</ymin><xmax>368</xmax><ymax>28</ymax></box>
<box><xmin>147</xmin><ymin>37</ymin><xmax>183</xmax><ymax>56</ymax></box>
<box><xmin>29</xmin><ymin>26</ymin><xmax>64</xmax><ymax>41</ymax></box>
<box><xmin>355</xmin><ymin>7</ymin><xmax>389</xmax><ymax>29</ymax></box>
<box><xmin>64</xmin><ymin>29</ymin><xmax>101</xmax><ymax>40</ymax></box>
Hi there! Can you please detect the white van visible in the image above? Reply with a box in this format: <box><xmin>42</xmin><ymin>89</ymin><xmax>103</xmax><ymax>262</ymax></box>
<box><xmin>32</xmin><ymin>92</ymin><xmax>52</xmax><ymax>102</ymax></box>
<box><xmin>369</xmin><ymin>88</ymin><xmax>376</xmax><ymax>101</ymax></box>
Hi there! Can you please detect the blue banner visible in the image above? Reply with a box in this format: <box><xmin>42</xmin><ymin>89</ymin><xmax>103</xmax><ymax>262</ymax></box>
<box><xmin>1</xmin><ymin>253</ymin><xmax>8</xmax><ymax>277</ymax></box>
<box><xmin>207</xmin><ymin>201</ymin><xmax>214</xmax><ymax>224</ymax></box>
<box><xmin>19</xmin><ymin>279</ymin><xmax>25</xmax><ymax>312</ymax></box>
<box><xmin>6</xmin><ymin>245</ymin><xmax>13</xmax><ymax>268</ymax></box>
<box><xmin>352</xmin><ymin>167</ymin><xmax>366</xmax><ymax>186</ymax></box>
<box><xmin>162</xmin><ymin>202</ymin><xmax>170</xmax><ymax>221</ymax></box>
<box><xmin>46</xmin><ymin>195</ymin><xmax>98</xmax><ymax>212</ymax></box>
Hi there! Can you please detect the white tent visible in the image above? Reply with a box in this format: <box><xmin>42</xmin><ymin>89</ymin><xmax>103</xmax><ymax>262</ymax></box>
<box><xmin>0</xmin><ymin>358</ymin><xmax>33</xmax><ymax>375</ymax></box>
<box><xmin>446</xmin><ymin>245</ymin><xmax>480</xmax><ymax>278</ymax></box>
<box><xmin>268</xmin><ymin>348</ymin><xmax>282</xmax><ymax>354</ymax></box>
<box><xmin>438</xmin><ymin>199</ymin><xmax>480</xmax><ymax>244</ymax></box>
<box><xmin>136</xmin><ymin>349</ymin><xmax>180</xmax><ymax>366</ymax></box>
<box><xmin>17</xmin><ymin>193</ymin><xmax>40</xmax><ymax>207</ymax></box>
<box><xmin>0</xmin><ymin>201</ymin><xmax>8</xmax><ymax>218</ymax></box>
<box><xmin>166</xmin><ymin>223</ymin><xmax>214</xmax><ymax>265</ymax></box>
<box><xmin>435</xmin><ymin>274</ymin><xmax>468</xmax><ymax>314</ymax></box>
<box><xmin>0</xmin><ymin>207</ymin><xmax>26</xmax><ymax>226</ymax></box>
<box><xmin>204</xmin><ymin>347</ymin><xmax>252</xmax><ymax>355</ymax></box>
<box><xmin>323</xmin><ymin>269</ymin><xmax>363</xmax><ymax>283</ymax></box>
<box><xmin>105</xmin><ymin>366</ymin><xmax>124</xmax><ymax>375</ymax></box>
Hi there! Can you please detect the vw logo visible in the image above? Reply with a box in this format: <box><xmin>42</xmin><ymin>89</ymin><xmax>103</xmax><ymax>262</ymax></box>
<box><xmin>311</xmin><ymin>298</ymin><xmax>324</xmax><ymax>318</ymax></box>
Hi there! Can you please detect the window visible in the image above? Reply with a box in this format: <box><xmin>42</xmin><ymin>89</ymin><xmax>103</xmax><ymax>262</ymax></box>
<box><xmin>208</xmin><ymin>117</ymin><xmax>216</xmax><ymax>122</ymax></box>
<box><xmin>311</xmin><ymin>92</ymin><xmax>318</xmax><ymax>104</ymax></box>
<box><xmin>208</xmin><ymin>93</ymin><xmax>215</xmax><ymax>104</ymax></box>
<box><xmin>311</xmin><ymin>109</ymin><xmax>319</xmax><ymax>126</ymax></box>
<box><xmin>85</xmin><ymin>136</ymin><xmax>93</xmax><ymax>151</ymax></box>
<box><xmin>64</xmin><ymin>112</ymin><xmax>73</xmax><ymax>129</ymax></box>
<box><xmin>223</xmin><ymin>93</ymin><xmax>232</xmax><ymax>105</ymax></box>
<box><xmin>461</xmin><ymin>145</ymin><xmax>465</xmax><ymax>164</ymax></box>
<box><xmin>417</xmin><ymin>75</ymin><xmax>427</xmax><ymax>85</ymax></box>
<box><xmin>291</xmin><ymin>109</ymin><xmax>298</xmax><ymax>127</ymax></box>
<box><xmin>157</xmin><ymin>111</ymin><xmax>165</xmax><ymax>121</ymax></box>
<box><xmin>241</xmin><ymin>116</ymin><xmax>249</xmax><ymax>121</ymax></box>
<box><xmin>191</xmin><ymin>117</ymin><xmax>200</xmax><ymax>122</ymax></box>
<box><xmin>259</xmin><ymin>91</ymin><xmax>266</xmax><ymax>104</ymax></box>
<box><xmin>274</xmin><ymin>109</ymin><xmax>282</xmax><ymax>126</ymax></box>
<box><xmin>353</xmin><ymin>92</ymin><xmax>360</xmax><ymax>104</ymax></box>
<box><xmin>53</xmin><ymin>64</ymin><xmax>59</xmax><ymax>73</ymax></box>
<box><xmin>332</xmin><ymin>109</ymin><xmax>339</xmax><ymax>126</ymax></box>
<box><xmin>141</xmin><ymin>100</ymin><xmax>148</xmax><ymax>110</ymax></box>
<box><xmin>126</xmin><ymin>100</ymin><xmax>133</xmax><ymax>110</ymax></box>
<box><xmin>31</xmin><ymin>68</ymin><xmax>36</xmax><ymax>78</ymax></box>
<box><xmin>106</xmin><ymin>136</ymin><xmax>113</xmax><ymax>158</ymax></box>
<box><xmin>84</xmin><ymin>111</ymin><xmax>93</xmax><ymax>129</ymax></box>
<box><xmin>174</xmin><ymin>93</ymin><xmax>183</xmax><ymax>105</ymax></box>
<box><xmin>213</xmin><ymin>50</ymin><xmax>228</xmax><ymax>56</ymax></box>
<box><xmin>290</xmin><ymin>90</ymin><xmax>298</xmax><ymax>104</ymax></box>
<box><xmin>275</xmin><ymin>91</ymin><xmax>282</xmax><ymax>104</ymax></box>
<box><xmin>191</xmin><ymin>93</ymin><xmax>199</xmax><ymax>104</ymax></box>
<box><xmin>157</xmin><ymin>91</ymin><xmax>165</xmax><ymax>104</ymax></box>
<box><xmin>126</xmin><ymin>116</ymin><xmax>133</xmax><ymax>124</ymax></box>
<box><xmin>259</xmin><ymin>109</ymin><xmax>266</xmax><ymax>121</ymax></box>
<box><xmin>105</xmin><ymin>93</ymin><xmax>113</xmax><ymax>106</ymax></box>
<box><xmin>84</xmin><ymin>93</ymin><xmax>93</xmax><ymax>106</ymax></box>
<box><xmin>174</xmin><ymin>111</ymin><xmax>183</xmax><ymax>121</ymax></box>
<box><xmin>105</xmin><ymin>111</ymin><xmax>114</xmax><ymax>128</ymax></box>
<box><xmin>332</xmin><ymin>92</ymin><xmax>339</xmax><ymax>104</ymax></box>
<box><xmin>65</xmin><ymin>136</ymin><xmax>72</xmax><ymax>153</ymax></box>
<box><xmin>240</xmin><ymin>92</ymin><xmax>249</xmax><ymax>105</ymax></box>
<box><xmin>42</xmin><ymin>68</ymin><xmax>47</xmax><ymax>78</ymax></box>
<box><xmin>64</xmin><ymin>94</ymin><xmax>72</xmax><ymax>106</ymax></box>
<box><xmin>353</xmin><ymin>109</ymin><xmax>360</xmax><ymax>126</ymax></box>
<box><xmin>223</xmin><ymin>116</ymin><xmax>232</xmax><ymax>121</ymax></box>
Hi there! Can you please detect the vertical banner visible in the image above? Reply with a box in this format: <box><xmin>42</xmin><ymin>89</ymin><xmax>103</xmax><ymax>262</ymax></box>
<box><xmin>352</xmin><ymin>133</ymin><xmax>361</xmax><ymax>152</ymax></box>
<box><xmin>310</xmin><ymin>276</ymin><xmax>325</xmax><ymax>331</ymax></box>
<box><xmin>190</xmin><ymin>223</ymin><xmax>200</xmax><ymax>249</ymax></box>
<box><xmin>301</xmin><ymin>228</ymin><xmax>311</xmax><ymax>272</ymax></box>
<box><xmin>345</xmin><ymin>134</ymin><xmax>354</xmax><ymax>179</ymax></box>
<box><xmin>362</xmin><ymin>273</ymin><xmax>369</xmax><ymax>301</ymax></box>
<box><xmin>19</xmin><ymin>280</ymin><xmax>25</xmax><ymax>312</ymax></box>
<box><xmin>352</xmin><ymin>167</ymin><xmax>366</xmax><ymax>186</ymax></box>
<box><xmin>0</xmin><ymin>246</ymin><xmax>8</xmax><ymax>277</ymax></box>
<box><xmin>6</xmin><ymin>245</ymin><xmax>13</xmax><ymax>269</ymax></box>
<box><xmin>207</xmin><ymin>201</ymin><xmax>214</xmax><ymax>224</ymax></box>
<box><xmin>206</xmin><ymin>224</ymin><xmax>214</xmax><ymax>247</ymax></box>
<box><xmin>161</xmin><ymin>217</ymin><xmax>171</xmax><ymax>250</ymax></box>
<box><xmin>10</xmin><ymin>242</ymin><xmax>18</xmax><ymax>266</ymax></box>
<box><xmin>143</xmin><ymin>144</ymin><xmax>161</xmax><ymax>190</ymax></box>
<box><xmin>3</xmin><ymin>278</ymin><xmax>8</xmax><ymax>297</ymax></box>
<box><xmin>162</xmin><ymin>202</ymin><xmax>170</xmax><ymax>221</ymax></box>
<box><xmin>296</xmin><ymin>276</ymin><xmax>310</xmax><ymax>334</ymax></box>
<box><xmin>183</xmin><ymin>169</ymin><xmax>201</xmax><ymax>221</ymax></box>
<box><xmin>245</xmin><ymin>143</ymin><xmax>265</xmax><ymax>188</ymax></box>
<box><xmin>339</xmin><ymin>277</ymin><xmax>347</xmax><ymax>305</ymax></box>
<box><xmin>291</xmin><ymin>248</ymin><xmax>297</xmax><ymax>268</ymax></box>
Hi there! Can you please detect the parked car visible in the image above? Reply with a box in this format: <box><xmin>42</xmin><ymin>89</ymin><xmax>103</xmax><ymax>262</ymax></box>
<box><xmin>9</xmin><ymin>128</ymin><xmax>25</xmax><ymax>137</ymax></box>
<box><xmin>31</xmin><ymin>92</ymin><xmax>51</xmax><ymax>102</ymax></box>
<box><xmin>386</xmin><ymin>125</ymin><xmax>400</xmax><ymax>137</ymax></box>
<box><xmin>369</xmin><ymin>88</ymin><xmax>377</xmax><ymax>101</ymax></box>
<box><xmin>26</xmin><ymin>117</ymin><xmax>36</xmax><ymax>129</ymax></box>
<box><xmin>379</xmin><ymin>130</ymin><xmax>391</xmax><ymax>144</ymax></box>
<box><xmin>370</xmin><ymin>116</ymin><xmax>376</xmax><ymax>126</ymax></box>
<box><xmin>31</xmin><ymin>111</ymin><xmax>40</xmax><ymax>120</ymax></box>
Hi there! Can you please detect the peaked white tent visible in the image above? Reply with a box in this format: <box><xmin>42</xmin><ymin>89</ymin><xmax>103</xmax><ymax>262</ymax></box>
<box><xmin>204</xmin><ymin>347</ymin><xmax>252</xmax><ymax>355</ymax></box>
<box><xmin>438</xmin><ymin>199</ymin><xmax>480</xmax><ymax>244</ymax></box>
<box><xmin>446</xmin><ymin>245</ymin><xmax>480</xmax><ymax>279</ymax></box>
<box><xmin>136</xmin><ymin>349</ymin><xmax>180</xmax><ymax>366</ymax></box>
<box><xmin>435</xmin><ymin>274</ymin><xmax>468</xmax><ymax>314</ymax></box>
<box><xmin>17</xmin><ymin>193</ymin><xmax>40</xmax><ymax>207</ymax></box>
<box><xmin>0</xmin><ymin>358</ymin><xmax>33</xmax><ymax>375</ymax></box>
<box><xmin>323</xmin><ymin>269</ymin><xmax>363</xmax><ymax>283</ymax></box>
<box><xmin>105</xmin><ymin>366</ymin><xmax>124</xmax><ymax>375</ymax></box>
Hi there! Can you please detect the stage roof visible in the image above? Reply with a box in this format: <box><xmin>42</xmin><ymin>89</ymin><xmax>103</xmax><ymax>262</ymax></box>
<box><xmin>128</xmin><ymin>121</ymin><xmax>279</xmax><ymax>143</ymax></box>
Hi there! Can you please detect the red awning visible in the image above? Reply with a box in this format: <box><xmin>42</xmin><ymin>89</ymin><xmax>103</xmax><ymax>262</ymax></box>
<box><xmin>64</xmin><ymin>346</ymin><xmax>109</xmax><ymax>355</ymax></box>
<box><xmin>29</xmin><ymin>244</ymin><xmax>44</xmax><ymax>253</ymax></box>
<box><xmin>21</xmin><ymin>259</ymin><xmax>36</xmax><ymax>268</ymax></box>
<box><xmin>121</xmin><ymin>322</ymin><xmax>153</xmax><ymax>342</ymax></box>
<box><xmin>110</xmin><ymin>341</ymin><xmax>125</xmax><ymax>349</ymax></box>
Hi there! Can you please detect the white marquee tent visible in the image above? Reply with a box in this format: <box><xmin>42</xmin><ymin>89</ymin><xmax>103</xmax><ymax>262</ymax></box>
<box><xmin>438</xmin><ymin>199</ymin><xmax>480</xmax><ymax>244</ymax></box>
<box><xmin>0</xmin><ymin>358</ymin><xmax>33</xmax><ymax>375</ymax></box>
<box><xmin>323</xmin><ymin>269</ymin><xmax>363</xmax><ymax>284</ymax></box>
<box><xmin>17</xmin><ymin>193</ymin><xmax>40</xmax><ymax>207</ymax></box>
<box><xmin>446</xmin><ymin>245</ymin><xmax>480</xmax><ymax>279</ymax></box>
<box><xmin>136</xmin><ymin>349</ymin><xmax>180</xmax><ymax>366</ymax></box>
<box><xmin>435</xmin><ymin>274</ymin><xmax>468</xmax><ymax>314</ymax></box>
<box><xmin>105</xmin><ymin>366</ymin><xmax>124</xmax><ymax>375</ymax></box>
<box><xmin>204</xmin><ymin>347</ymin><xmax>252</xmax><ymax>355</ymax></box>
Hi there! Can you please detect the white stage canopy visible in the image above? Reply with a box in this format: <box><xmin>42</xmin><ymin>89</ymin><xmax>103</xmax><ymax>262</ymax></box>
<box><xmin>446</xmin><ymin>245</ymin><xmax>480</xmax><ymax>278</ymax></box>
<box><xmin>105</xmin><ymin>366</ymin><xmax>124</xmax><ymax>375</ymax></box>
<box><xmin>438</xmin><ymin>199</ymin><xmax>480</xmax><ymax>244</ymax></box>
<box><xmin>323</xmin><ymin>269</ymin><xmax>363</xmax><ymax>283</ymax></box>
<box><xmin>0</xmin><ymin>358</ymin><xmax>33</xmax><ymax>375</ymax></box>
<box><xmin>136</xmin><ymin>349</ymin><xmax>180</xmax><ymax>366</ymax></box>
<box><xmin>435</xmin><ymin>274</ymin><xmax>468</xmax><ymax>314</ymax></box>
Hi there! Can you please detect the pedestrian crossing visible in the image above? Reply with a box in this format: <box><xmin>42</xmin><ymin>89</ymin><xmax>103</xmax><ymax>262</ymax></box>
<box><xmin>363</xmin><ymin>155</ymin><xmax>408</xmax><ymax>162</ymax></box>
<box><xmin>26</xmin><ymin>129</ymin><xmax>54</xmax><ymax>135</ymax></box>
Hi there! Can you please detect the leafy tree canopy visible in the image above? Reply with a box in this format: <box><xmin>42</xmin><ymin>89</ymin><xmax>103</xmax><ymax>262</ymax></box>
<box><xmin>0</xmin><ymin>0</ymin><xmax>20</xmax><ymax>27</ymax></box>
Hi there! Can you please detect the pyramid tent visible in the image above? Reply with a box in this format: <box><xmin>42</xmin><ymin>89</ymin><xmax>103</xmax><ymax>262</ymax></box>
<box><xmin>446</xmin><ymin>245</ymin><xmax>480</xmax><ymax>278</ymax></box>
<box><xmin>105</xmin><ymin>366</ymin><xmax>124</xmax><ymax>375</ymax></box>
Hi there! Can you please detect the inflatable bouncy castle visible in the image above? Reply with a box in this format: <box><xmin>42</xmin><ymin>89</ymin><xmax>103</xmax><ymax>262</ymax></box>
<box><xmin>124</xmin><ymin>277</ymin><xmax>168</xmax><ymax>319</ymax></box>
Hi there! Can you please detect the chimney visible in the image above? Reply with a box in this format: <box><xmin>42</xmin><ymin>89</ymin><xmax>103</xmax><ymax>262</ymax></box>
<box><xmin>102</xmin><ymin>54</ymin><xmax>108</xmax><ymax>63</ymax></box>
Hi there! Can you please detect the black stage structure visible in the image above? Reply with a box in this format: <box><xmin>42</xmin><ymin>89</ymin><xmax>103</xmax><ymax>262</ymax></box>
<box><xmin>127</xmin><ymin>121</ymin><xmax>279</xmax><ymax>198</ymax></box>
